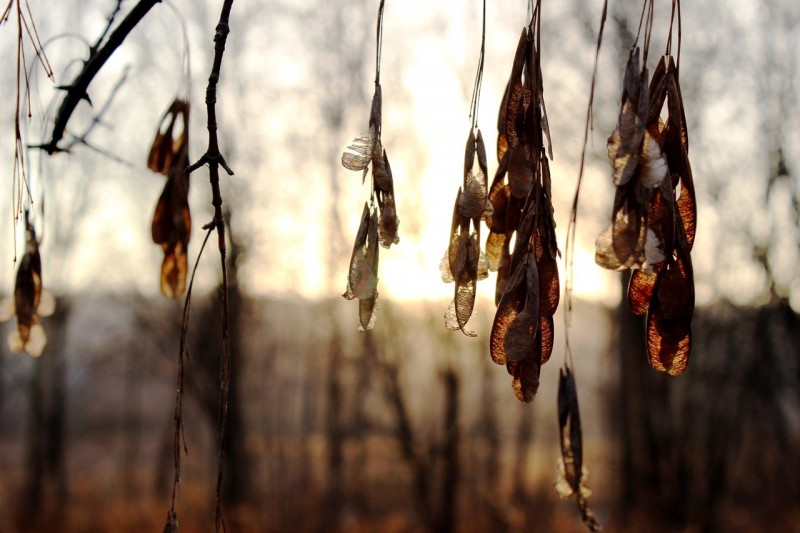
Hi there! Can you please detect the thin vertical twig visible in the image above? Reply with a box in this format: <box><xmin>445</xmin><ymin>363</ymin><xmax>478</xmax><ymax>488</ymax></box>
<box><xmin>563</xmin><ymin>0</ymin><xmax>608</xmax><ymax>367</ymax></box>
<box><xmin>170</xmin><ymin>0</ymin><xmax>236</xmax><ymax>531</ymax></box>
<box><xmin>468</xmin><ymin>0</ymin><xmax>486</xmax><ymax>132</ymax></box>
<box><xmin>558</xmin><ymin>4</ymin><xmax>608</xmax><ymax>530</ymax></box>
<box><xmin>166</xmin><ymin>227</ymin><xmax>213</xmax><ymax>531</ymax></box>
<box><xmin>374</xmin><ymin>0</ymin><xmax>385</xmax><ymax>86</ymax></box>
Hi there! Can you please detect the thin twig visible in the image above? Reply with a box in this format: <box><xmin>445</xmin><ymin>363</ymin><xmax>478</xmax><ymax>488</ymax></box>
<box><xmin>563</xmin><ymin>0</ymin><xmax>607</xmax><ymax>368</ymax></box>
<box><xmin>180</xmin><ymin>1</ymin><xmax>236</xmax><ymax>530</ymax></box>
<box><xmin>168</xmin><ymin>226</ymin><xmax>214</xmax><ymax>522</ymax></box>
<box><xmin>33</xmin><ymin>67</ymin><xmax>132</xmax><ymax>162</ymax></box>
<box><xmin>90</xmin><ymin>0</ymin><xmax>124</xmax><ymax>54</ymax></box>
<box><xmin>374</xmin><ymin>0</ymin><xmax>385</xmax><ymax>85</ymax></box>
<box><xmin>468</xmin><ymin>0</ymin><xmax>486</xmax><ymax>132</ymax></box>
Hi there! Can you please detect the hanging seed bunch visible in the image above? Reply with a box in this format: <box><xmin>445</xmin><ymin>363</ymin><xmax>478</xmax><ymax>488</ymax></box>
<box><xmin>148</xmin><ymin>98</ymin><xmax>192</xmax><ymax>299</ymax></box>
<box><xmin>341</xmin><ymin>0</ymin><xmax>399</xmax><ymax>331</ymax></box>
<box><xmin>440</xmin><ymin>0</ymin><xmax>492</xmax><ymax>337</ymax></box>
<box><xmin>595</xmin><ymin>2</ymin><xmax>695</xmax><ymax>376</ymax></box>
<box><xmin>555</xmin><ymin>367</ymin><xmax>601</xmax><ymax>531</ymax></box>
<box><xmin>486</xmin><ymin>2</ymin><xmax>559</xmax><ymax>403</ymax></box>
<box><xmin>2</xmin><ymin>211</ymin><xmax>55</xmax><ymax>357</ymax></box>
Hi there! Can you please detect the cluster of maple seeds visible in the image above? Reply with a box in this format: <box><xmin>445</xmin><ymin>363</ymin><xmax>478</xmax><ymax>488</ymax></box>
<box><xmin>341</xmin><ymin>83</ymin><xmax>400</xmax><ymax>331</ymax></box>
<box><xmin>1</xmin><ymin>212</ymin><xmax>54</xmax><ymax>357</ymax></box>
<box><xmin>439</xmin><ymin>130</ymin><xmax>492</xmax><ymax>337</ymax></box>
<box><xmin>484</xmin><ymin>21</ymin><xmax>560</xmax><ymax>403</ymax></box>
<box><xmin>147</xmin><ymin>98</ymin><xmax>192</xmax><ymax>299</ymax></box>
<box><xmin>595</xmin><ymin>49</ymin><xmax>696</xmax><ymax>376</ymax></box>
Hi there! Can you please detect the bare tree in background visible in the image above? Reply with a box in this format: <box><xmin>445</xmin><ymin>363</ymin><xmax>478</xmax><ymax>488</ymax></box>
<box><xmin>280</xmin><ymin>0</ymin><xmax>373</xmax><ymax>526</ymax></box>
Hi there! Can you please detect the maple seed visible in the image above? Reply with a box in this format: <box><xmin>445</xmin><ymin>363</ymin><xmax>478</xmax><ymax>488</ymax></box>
<box><xmin>149</xmin><ymin>98</ymin><xmax>192</xmax><ymax>299</ymax></box>
<box><xmin>3</xmin><ymin>213</ymin><xmax>54</xmax><ymax>357</ymax></box>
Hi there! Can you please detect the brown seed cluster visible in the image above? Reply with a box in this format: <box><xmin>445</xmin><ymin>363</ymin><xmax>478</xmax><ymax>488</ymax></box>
<box><xmin>596</xmin><ymin>49</ymin><xmax>696</xmax><ymax>376</ymax></box>
<box><xmin>556</xmin><ymin>367</ymin><xmax>601</xmax><ymax>531</ymax></box>
<box><xmin>341</xmin><ymin>83</ymin><xmax>400</xmax><ymax>330</ymax></box>
<box><xmin>486</xmin><ymin>21</ymin><xmax>559</xmax><ymax>403</ymax></box>
<box><xmin>148</xmin><ymin>99</ymin><xmax>192</xmax><ymax>299</ymax></box>
<box><xmin>440</xmin><ymin>130</ymin><xmax>492</xmax><ymax>336</ymax></box>
<box><xmin>4</xmin><ymin>212</ymin><xmax>52</xmax><ymax>357</ymax></box>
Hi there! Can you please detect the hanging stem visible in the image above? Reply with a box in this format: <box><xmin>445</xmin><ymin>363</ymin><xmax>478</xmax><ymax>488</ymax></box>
<box><xmin>563</xmin><ymin>0</ymin><xmax>608</xmax><ymax>368</ymax></box>
<box><xmin>642</xmin><ymin>0</ymin><xmax>655</xmax><ymax>65</ymax></box>
<box><xmin>666</xmin><ymin>0</ymin><xmax>682</xmax><ymax>68</ymax></box>
<box><xmin>374</xmin><ymin>0</ymin><xmax>385</xmax><ymax>85</ymax></box>
<box><xmin>172</xmin><ymin>0</ymin><xmax>236</xmax><ymax>531</ymax></box>
<box><xmin>468</xmin><ymin>0</ymin><xmax>486</xmax><ymax>132</ymax></box>
<box><xmin>166</xmin><ymin>227</ymin><xmax>214</xmax><ymax>531</ymax></box>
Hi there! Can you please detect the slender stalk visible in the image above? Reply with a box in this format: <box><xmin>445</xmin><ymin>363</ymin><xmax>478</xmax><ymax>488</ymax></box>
<box><xmin>166</xmin><ymin>1</ymin><xmax>235</xmax><ymax>531</ymax></box>
<box><xmin>182</xmin><ymin>1</ymin><xmax>236</xmax><ymax>530</ymax></box>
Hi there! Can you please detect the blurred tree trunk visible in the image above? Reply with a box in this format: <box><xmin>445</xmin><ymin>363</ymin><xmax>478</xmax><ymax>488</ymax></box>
<box><xmin>436</xmin><ymin>368</ymin><xmax>460</xmax><ymax>533</ymax></box>
<box><xmin>122</xmin><ymin>326</ymin><xmax>142</xmax><ymax>507</ymax></box>
<box><xmin>322</xmin><ymin>318</ymin><xmax>345</xmax><ymax>532</ymax></box>
<box><xmin>616</xmin><ymin>270</ymin><xmax>684</xmax><ymax>527</ymax></box>
<box><xmin>477</xmin><ymin>361</ymin><xmax>507</xmax><ymax>531</ymax></box>
<box><xmin>222</xmin><ymin>266</ymin><xmax>250</xmax><ymax>504</ymax></box>
<box><xmin>510</xmin><ymin>407</ymin><xmax>532</xmax><ymax>505</ymax></box>
<box><xmin>314</xmin><ymin>0</ymin><xmax>371</xmax><ymax>522</ymax></box>
<box><xmin>23</xmin><ymin>299</ymin><xmax>69</xmax><ymax>523</ymax></box>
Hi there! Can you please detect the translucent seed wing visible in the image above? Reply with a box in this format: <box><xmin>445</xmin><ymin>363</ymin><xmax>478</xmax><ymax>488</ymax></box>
<box><xmin>508</xmin><ymin>356</ymin><xmax>540</xmax><ymax>403</ymax></box>
<box><xmin>341</xmin><ymin>125</ymin><xmax>376</xmax><ymax>173</ymax></box>
<box><xmin>627</xmin><ymin>269</ymin><xmax>656</xmax><ymax>316</ymax></box>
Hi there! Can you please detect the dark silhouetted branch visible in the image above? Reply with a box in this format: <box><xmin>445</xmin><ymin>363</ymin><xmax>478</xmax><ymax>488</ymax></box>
<box><xmin>173</xmin><ymin>0</ymin><xmax>236</xmax><ymax>532</ymax></box>
<box><xmin>38</xmin><ymin>0</ymin><xmax>161</xmax><ymax>154</ymax></box>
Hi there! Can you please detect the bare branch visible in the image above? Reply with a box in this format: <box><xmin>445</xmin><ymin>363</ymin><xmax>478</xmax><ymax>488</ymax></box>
<box><xmin>38</xmin><ymin>0</ymin><xmax>161</xmax><ymax>154</ymax></box>
<box><xmin>166</xmin><ymin>1</ymin><xmax>236</xmax><ymax>531</ymax></box>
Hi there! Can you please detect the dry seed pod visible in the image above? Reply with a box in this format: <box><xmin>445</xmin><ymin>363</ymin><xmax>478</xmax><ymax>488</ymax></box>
<box><xmin>149</xmin><ymin>99</ymin><xmax>191</xmax><ymax>298</ymax></box>
<box><xmin>502</xmin><ymin>253</ymin><xmax>539</xmax><ymax>364</ymax></box>
<box><xmin>442</xmin><ymin>121</ymin><xmax>492</xmax><ymax>337</ymax></box>
<box><xmin>342</xmin><ymin>87</ymin><xmax>381</xmax><ymax>177</ymax></box>
<box><xmin>147</xmin><ymin>99</ymin><xmax>190</xmax><ymax>176</ymax></box>
<box><xmin>441</xmin><ymin>184</ymin><xmax>488</xmax><ymax>337</ymax></box>
<box><xmin>341</xmin><ymin>125</ymin><xmax>376</xmax><ymax>177</ymax></box>
<box><xmin>376</xmin><ymin>150</ymin><xmax>400</xmax><ymax>248</ymax></box>
<box><xmin>556</xmin><ymin>366</ymin><xmax>601</xmax><ymax>531</ymax></box>
<box><xmin>343</xmin><ymin>204</ymin><xmax>380</xmax><ymax>331</ymax></box>
<box><xmin>508</xmin><ymin>356</ymin><xmax>540</xmax><ymax>403</ymax></box>
<box><xmin>458</xmin><ymin>131</ymin><xmax>492</xmax><ymax>221</ymax></box>
<box><xmin>6</xmin><ymin>213</ymin><xmax>51</xmax><ymax>357</ymax></box>
<box><xmin>343</xmin><ymin>203</ymin><xmax>378</xmax><ymax>301</ymax></box>
<box><xmin>152</xmin><ymin>166</ymin><xmax>191</xmax><ymax>298</ymax></box>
